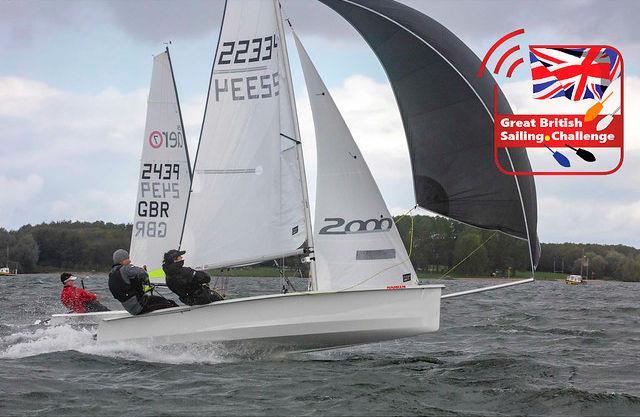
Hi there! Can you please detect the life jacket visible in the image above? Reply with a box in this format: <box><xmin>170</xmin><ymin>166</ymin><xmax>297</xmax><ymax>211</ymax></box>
<box><xmin>108</xmin><ymin>264</ymin><xmax>145</xmax><ymax>315</ymax></box>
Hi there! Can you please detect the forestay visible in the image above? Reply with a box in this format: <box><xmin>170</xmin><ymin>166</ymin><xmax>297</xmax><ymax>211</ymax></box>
<box><xmin>180</xmin><ymin>0</ymin><xmax>308</xmax><ymax>270</ymax></box>
<box><xmin>130</xmin><ymin>50</ymin><xmax>191</xmax><ymax>280</ymax></box>
<box><xmin>294</xmin><ymin>33</ymin><xmax>417</xmax><ymax>291</ymax></box>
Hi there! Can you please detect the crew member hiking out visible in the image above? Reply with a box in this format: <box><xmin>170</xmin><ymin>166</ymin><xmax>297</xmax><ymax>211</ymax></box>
<box><xmin>60</xmin><ymin>273</ymin><xmax>111</xmax><ymax>313</ymax></box>
<box><xmin>163</xmin><ymin>249</ymin><xmax>224</xmax><ymax>306</ymax></box>
<box><xmin>108</xmin><ymin>249</ymin><xmax>178</xmax><ymax>315</ymax></box>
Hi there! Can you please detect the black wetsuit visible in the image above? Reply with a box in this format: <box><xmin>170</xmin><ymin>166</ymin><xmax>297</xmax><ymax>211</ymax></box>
<box><xmin>163</xmin><ymin>261</ymin><xmax>224</xmax><ymax>306</ymax></box>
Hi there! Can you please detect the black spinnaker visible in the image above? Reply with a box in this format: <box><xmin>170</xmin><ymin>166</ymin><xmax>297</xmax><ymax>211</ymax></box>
<box><xmin>317</xmin><ymin>0</ymin><xmax>540</xmax><ymax>269</ymax></box>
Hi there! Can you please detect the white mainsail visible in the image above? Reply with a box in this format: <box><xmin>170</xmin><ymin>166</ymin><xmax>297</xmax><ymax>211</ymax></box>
<box><xmin>130</xmin><ymin>50</ymin><xmax>191</xmax><ymax>280</ymax></box>
<box><xmin>294</xmin><ymin>33</ymin><xmax>418</xmax><ymax>291</ymax></box>
<box><xmin>180</xmin><ymin>0</ymin><xmax>309</xmax><ymax>270</ymax></box>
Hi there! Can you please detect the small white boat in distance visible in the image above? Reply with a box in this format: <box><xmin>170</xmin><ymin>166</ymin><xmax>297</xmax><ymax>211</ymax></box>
<box><xmin>0</xmin><ymin>266</ymin><xmax>16</xmax><ymax>276</ymax></box>
<box><xmin>565</xmin><ymin>274</ymin><xmax>586</xmax><ymax>285</ymax></box>
<box><xmin>98</xmin><ymin>286</ymin><xmax>443</xmax><ymax>349</ymax></box>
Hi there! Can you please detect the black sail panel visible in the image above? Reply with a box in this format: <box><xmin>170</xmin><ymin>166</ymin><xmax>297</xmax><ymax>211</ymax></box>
<box><xmin>317</xmin><ymin>0</ymin><xmax>540</xmax><ymax>268</ymax></box>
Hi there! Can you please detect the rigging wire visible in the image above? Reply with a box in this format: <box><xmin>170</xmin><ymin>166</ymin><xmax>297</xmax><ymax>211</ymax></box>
<box><xmin>438</xmin><ymin>231</ymin><xmax>498</xmax><ymax>279</ymax></box>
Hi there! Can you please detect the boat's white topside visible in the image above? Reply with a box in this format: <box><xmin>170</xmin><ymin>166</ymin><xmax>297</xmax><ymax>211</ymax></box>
<box><xmin>101</xmin><ymin>284</ymin><xmax>445</xmax><ymax>322</ymax></box>
<box><xmin>95</xmin><ymin>285</ymin><xmax>444</xmax><ymax>350</ymax></box>
<box><xmin>50</xmin><ymin>285</ymin><xmax>445</xmax><ymax>325</ymax></box>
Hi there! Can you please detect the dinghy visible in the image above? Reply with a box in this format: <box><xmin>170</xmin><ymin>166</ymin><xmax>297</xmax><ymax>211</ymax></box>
<box><xmin>49</xmin><ymin>46</ymin><xmax>190</xmax><ymax>323</ymax></box>
<box><xmin>60</xmin><ymin>0</ymin><xmax>541</xmax><ymax>352</ymax></box>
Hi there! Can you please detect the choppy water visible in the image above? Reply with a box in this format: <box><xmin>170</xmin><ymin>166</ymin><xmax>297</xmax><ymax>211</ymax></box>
<box><xmin>1</xmin><ymin>274</ymin><xmax>639</xmax><ymax>416</ymax></box>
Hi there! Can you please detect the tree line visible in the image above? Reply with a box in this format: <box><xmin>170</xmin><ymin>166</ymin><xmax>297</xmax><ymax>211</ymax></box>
<box><xmin>1</xmin><ymin>217</ymin><xmax>639</xmax><ymax>282</ymax></box>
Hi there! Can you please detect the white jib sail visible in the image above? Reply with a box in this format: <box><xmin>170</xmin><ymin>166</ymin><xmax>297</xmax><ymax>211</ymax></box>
<box><xmin>180</xmin><ymin>0</ymin><xmax>308</xmax><ymax>270</ymax></box>
<box><xmin>293</xmin><ymin>33</ymin><xmax>418</xmax><ymax>291</ymax></box>
<box><xmin>130</xmin><ymin>50</ymin><xmax>191</xmax><ymax>280</ymax></box>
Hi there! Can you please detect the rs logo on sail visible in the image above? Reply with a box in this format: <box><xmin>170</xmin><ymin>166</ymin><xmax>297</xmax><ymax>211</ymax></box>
<box><xmin>148</xmin><ymin>129</ymin><xmax>185</xmax><ymax>149</ymax></box>
<box><xmin>319</xmin><ymin>217</ymin><xmax>393</xmax><ymax>235</ymax></box>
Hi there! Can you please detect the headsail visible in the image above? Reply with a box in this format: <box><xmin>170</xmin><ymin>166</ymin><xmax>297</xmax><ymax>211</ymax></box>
<box><xmin>180</xmin><ymin>0</ymin><xmax>309</xmax><ymax>270</ymax></box>
<box><xmin>294</xmin><ymin>33</ymin><xmax>417</xmax><ymax>291</ymax></box>
<box><xmin>130</xmin><ymin>49</ymin><xmax>191</xmax><ymax>280</ymax></box>
<box><xmin>317</xmin><ymin>0</ymin><xmax>540</xmax><ymax>270</ymax></box>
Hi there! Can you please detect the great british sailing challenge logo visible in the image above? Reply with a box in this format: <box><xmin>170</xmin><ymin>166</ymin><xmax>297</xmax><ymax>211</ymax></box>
<box><xmin>479</xmin><ymin>29</ymin><xmax>624</xmax><ymax>175</ymax></box>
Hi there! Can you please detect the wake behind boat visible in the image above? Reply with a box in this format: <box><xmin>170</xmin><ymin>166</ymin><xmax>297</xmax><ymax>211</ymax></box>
<box><xmin>53</xmin><ymin>0</ymin><xmax>540</xmax><ymax>352</ymax></box>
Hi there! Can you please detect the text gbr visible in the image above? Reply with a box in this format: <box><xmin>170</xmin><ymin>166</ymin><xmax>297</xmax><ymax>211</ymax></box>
<box><xmin>135</xmin><ymin>163</ymin><xmax>182</xmax><ymax>238</ymax></box>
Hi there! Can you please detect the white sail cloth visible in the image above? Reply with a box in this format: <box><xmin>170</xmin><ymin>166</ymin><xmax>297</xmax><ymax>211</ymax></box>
<box><xmin>130</xmin><ymin>51</ymin><xmax>191</xmax><ymax>279</ymax></box>
<box><xmin>180</xmin><ymin>0</ymin><xmax>308</xmax><ymax>270</ymax></box>
<box><xmin>294</xmin><ymin>33</ymin><xmax>418</xmax><ymax>291</ymax></box>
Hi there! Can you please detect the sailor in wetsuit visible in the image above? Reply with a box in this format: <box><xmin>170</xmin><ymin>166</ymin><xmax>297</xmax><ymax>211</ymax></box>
<box><xmin>162</xmin><ymin>249</ymin><xmax>224</xmax><ymax>306</ymax></box>
<box><xmin>108</xmin><ymin>249</ymin><xmax>178</xmax><ymax>315</ymax></box>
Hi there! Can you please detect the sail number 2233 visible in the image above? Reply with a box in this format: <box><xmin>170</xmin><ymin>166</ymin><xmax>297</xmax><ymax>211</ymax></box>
<box><xmin>217</xmin><ymin>35</ymin><xmax>278</xmax><ymax>65</ymax></box>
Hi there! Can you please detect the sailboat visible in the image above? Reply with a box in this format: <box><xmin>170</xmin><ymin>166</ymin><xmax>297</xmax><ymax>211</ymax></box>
<box><xmin>53</xmin><ymin>0</ymin><xmax>540</xmax><ymax>352</ymax></box>
<box><xmin>1</xmin><ymin>246</ymin><xmax>17</xmax><ymax>276</ymax></box>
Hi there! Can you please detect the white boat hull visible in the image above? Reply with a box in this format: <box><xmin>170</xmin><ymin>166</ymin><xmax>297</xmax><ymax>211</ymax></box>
<box><xmin>97</xmin><ymin>286</ymin><xmax>443</xmax><ymax>351</ymax></box>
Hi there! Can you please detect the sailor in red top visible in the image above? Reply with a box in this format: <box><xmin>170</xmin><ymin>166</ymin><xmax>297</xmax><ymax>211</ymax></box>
<box><xmin>60</xmin><ymin>273</ymin><xmax>110</xmax><ymax>313</ymax></box>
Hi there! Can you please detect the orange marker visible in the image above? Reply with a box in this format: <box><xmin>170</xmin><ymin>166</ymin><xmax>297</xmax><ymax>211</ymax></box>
<box><xmin>584</xmin><ymin>91</ymin><xmax>613</xmax><ymax>122</ymax></box>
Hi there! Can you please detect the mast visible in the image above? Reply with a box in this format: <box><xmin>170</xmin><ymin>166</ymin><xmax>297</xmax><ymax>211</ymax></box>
<box><xmin>274</xmin><ymin>0</ymin><xmax>317</xmax><ymax>290</ymax></box>
<box><xmin>166</xmin><ymin>46</ymin><xmax>193</xmax><ymax>181</ymax></box>
<box><xmin>178</xmin><ymin>0</ymin><xmax>228</xmax><ymax>248</ymax></box>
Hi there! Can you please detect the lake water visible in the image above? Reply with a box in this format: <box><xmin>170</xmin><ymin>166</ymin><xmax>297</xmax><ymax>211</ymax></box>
<box><xmin>1</xmin><ymin>274</ymin><xmax>639</xmax><ymax>416</ymax></box>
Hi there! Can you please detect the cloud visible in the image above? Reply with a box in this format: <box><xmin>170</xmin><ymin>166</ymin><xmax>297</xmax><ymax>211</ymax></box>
<box><xmin>179</xmin><ymin>94</ymin><xmax>207</xmax><ymax>155</ymax></box>
<box><xmin>0</xmin><ymin>77</ymin><xmax>146</xmax><ymax>169</ymax></box>
<box><xmin>3</xmin><ymin>1</ymin><xmax>638</xmax><ymax>57</ymax></box>
<box><xmin>285</xmin><ymin>0</ymin><xmax>640</xmax><ymax>59</ymax></box>
<box><xmin>0</xmin><ymin>1</ymin><xmax>104</xmax><ymax>51</ymax></box>
<box><xmin>0</xmin><ymin>174</ymin><xmax>44</xmax><ymax>205</ymax></box>
<box><xmin>536</xmin><ymin>158</ymin><xmax>640</xmax><ymax>247</ymax></box>
<box><xmin>0</xmin><ymin>76</ymin><xmax>148</xmax><ymax>228</ymax></box>
<box><xmin>0</xmin><ymin>174</ymin><xmax>44</xmax><ymax>227</ymax></box>
<box><xmin>103</xmin><ymin>0</ymin><xmax>224</xmax><ymax>43</ymax></box>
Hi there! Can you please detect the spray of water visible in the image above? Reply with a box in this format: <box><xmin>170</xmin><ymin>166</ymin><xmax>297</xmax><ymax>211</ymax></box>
<box><xmin>0</xmin><ymin>324</ymin><xmax>233</xmax><ymax>364</ymax></box>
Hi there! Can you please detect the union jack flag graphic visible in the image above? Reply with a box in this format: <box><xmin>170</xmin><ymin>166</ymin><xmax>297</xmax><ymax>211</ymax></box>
<box><xmin>529</xmin><ymin>46</ymin><xmax>621</xmax><ymax>101</ymax></box>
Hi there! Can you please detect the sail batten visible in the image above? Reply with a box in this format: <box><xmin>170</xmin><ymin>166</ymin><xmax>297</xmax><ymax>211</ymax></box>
<box><xmin>318</xmin><ymin>0</ymin><xmax>540</xmax><ymax>269</ymax></box>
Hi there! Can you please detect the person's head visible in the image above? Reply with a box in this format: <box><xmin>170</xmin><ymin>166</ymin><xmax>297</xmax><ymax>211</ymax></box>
<box><xmin>163</xmin><ymin>249</ymin><xmax>186</xmax><ymax>265</ymax></box>
<box><xmin>113</xmin><ymin>249</ymin><xmax>130</xmax><ymax>265</ymax></box>
<box><xmin>60</xmin><ymin>272</ymin><xmax>77</xmax><ymax>287</ymax></box>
